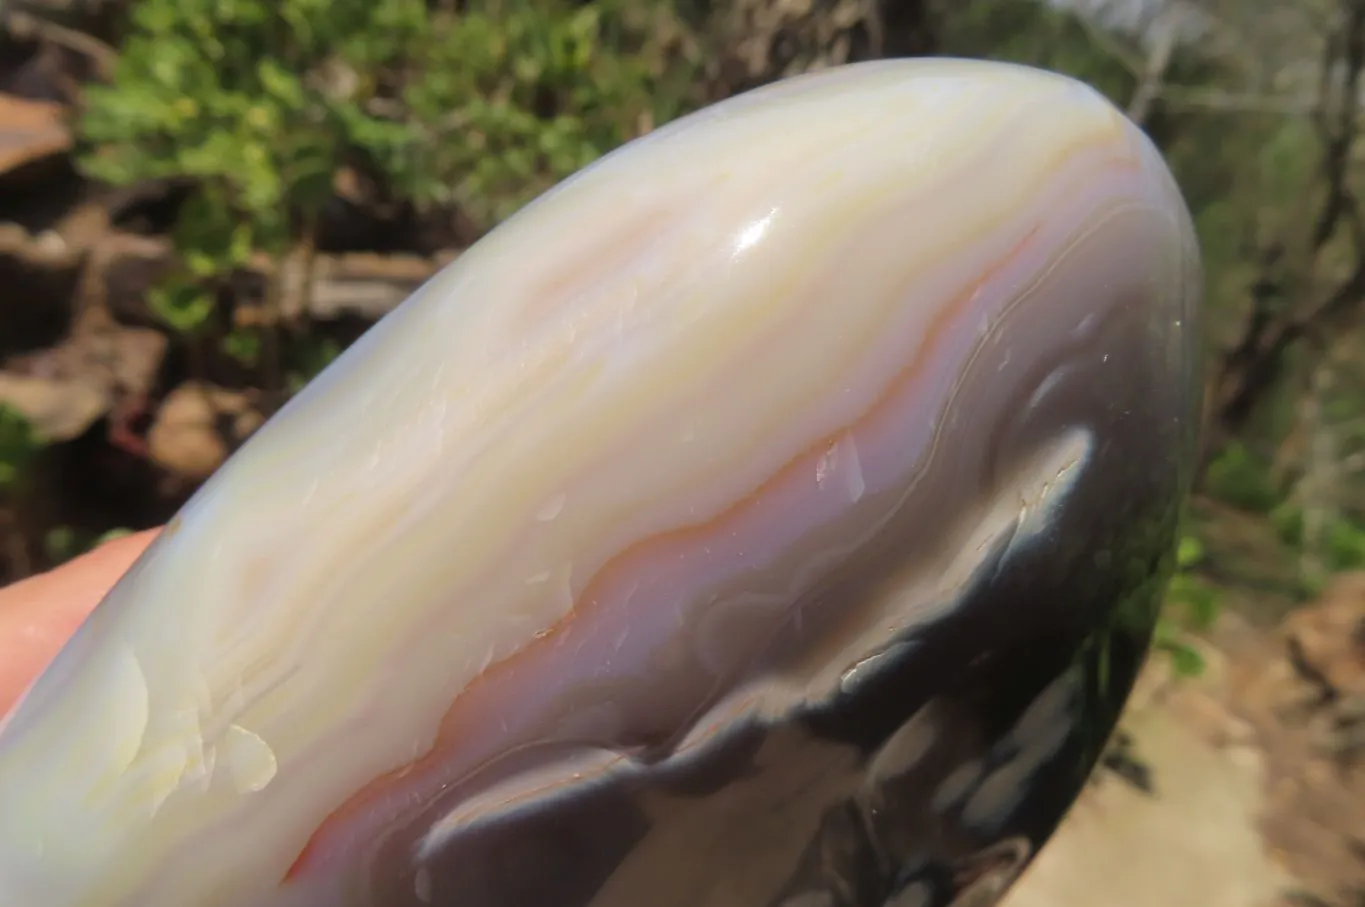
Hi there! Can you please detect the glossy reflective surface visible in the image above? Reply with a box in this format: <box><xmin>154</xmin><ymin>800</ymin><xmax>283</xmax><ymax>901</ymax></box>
<box><xmin>0</xmin><ymin>58</ymin><xmax>1202</xmax><ymax>907</ymax></box>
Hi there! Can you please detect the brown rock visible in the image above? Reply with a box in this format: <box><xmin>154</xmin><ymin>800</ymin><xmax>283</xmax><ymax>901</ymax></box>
<box><xmin>0</xmin><ymin>92</ymin><xmax>70</xmax><ymax>177</ymax></box>
<box><xmin>0</xmin><ymin>321</ymin><xmax>168</xmax><ymax>442</ymax></box>
<box><xmin>147</xmin><ymin>383</ymin><xmax>263</xmax><ymax>479</ymax></box>
<box><xmin>0</xmin><ymin>370</ymin><xmax>105</xmax><ymax>440</ymax></box>
<box><xmin>98</xmin><ymin>233</ymin><xmax>176</xmax><ymax>326</ymax></box>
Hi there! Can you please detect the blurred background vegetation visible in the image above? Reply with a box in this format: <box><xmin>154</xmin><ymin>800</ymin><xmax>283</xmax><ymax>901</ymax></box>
<box><xmin>0</xmin><ymin>0</ymin><xmax>1363</xmax><ymax>676</ymax></box>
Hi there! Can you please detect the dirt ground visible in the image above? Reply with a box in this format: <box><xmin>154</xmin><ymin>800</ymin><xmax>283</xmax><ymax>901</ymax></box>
<box><xmin>1005</xmin><ymin>574</ymin><xmax>1365</xmax><ymax>907</ymax></box>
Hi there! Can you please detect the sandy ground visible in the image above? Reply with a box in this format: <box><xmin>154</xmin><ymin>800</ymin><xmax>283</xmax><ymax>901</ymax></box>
<box><xmin>1004</xmin><ymin>695</ymin><xmax>1291</xmax><ymax>907</ymax></box>
<box><xmin>1003</xmin><ymin>590</ymin><xmax>1365</xmax><ymax>907</ymax></box>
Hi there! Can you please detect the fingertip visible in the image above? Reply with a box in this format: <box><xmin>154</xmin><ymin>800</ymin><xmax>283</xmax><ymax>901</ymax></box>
<box><xmin>0</xmin><ymin>527</ymin><xmax>160</xmax><ymax>717</ymax></box>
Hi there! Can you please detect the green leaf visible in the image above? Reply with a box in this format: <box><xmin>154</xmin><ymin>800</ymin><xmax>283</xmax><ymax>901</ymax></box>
<box><xmin>0</xmin><ymin>405</ymin><xmax>44</xmax><ymax>493</ymax></box>
<box><xmin>44</xmin><ymin>526</ymin><xmax>79</xmax><ymax>564</ymax></box>
<box><xmin>1175</xmin><ymin>535</ymin><xmax>1205</xmax><ymax>569</ymax></box>
<box><xmin>1164</xmin><ymin>640</ymin><xmax>1206</xmax><ymax>678</ymax></box>
<box><xmin>223</xmin><ymin>329</ymin><xmax>263</xmax><ymax>366</ymax></box>
<box><xmin>148</xmin><ymin>282</ymin><xmax>216</xmax><ymax>334</ymax></box>
<box><xmin>95</xmin><ymin>528</ymin><xmax>135</xmax><ymax>546</ymax></box>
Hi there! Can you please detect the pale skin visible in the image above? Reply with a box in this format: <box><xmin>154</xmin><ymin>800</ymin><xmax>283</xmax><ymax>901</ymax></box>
<box><xmin>0</xmin><ymin>528</ymin><xmax>159</xmax><ymax>718</ymax></box>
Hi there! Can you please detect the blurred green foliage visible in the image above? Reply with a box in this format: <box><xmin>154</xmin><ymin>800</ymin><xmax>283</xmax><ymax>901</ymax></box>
<box><xmin>400</xmin><ymin>1</ymin><xmax>705</xmax><ymax>225</ymax></box>
<box><xmin>1204</xmin><ymin>442</ymin><xmax>1283</xmax><ymax>513</ymax></box>
<box><xmin>70</xmin><ymin>0</ymin><xmax>711</xmax><ymax>424</ymax></box>
<box><xmin>0</xmin><ymin>405</ymin><xmax>43</xmax><ymax>496</ymax></box>
<box><xmin>1324</xmin><ymin>518</ymin><xmax>1365</xmax><ymax>571</ymax></box>
<box><xmin>76</xmin><ymin>0</ymin><xmax>426</xmax><ymax>367</ymax></box>
<box><xmin>1154</xmin><ymin>533</ymin><xmax>1220</xmax><ymax>676</ymax></box>
<box><xmin>77</xmin><ymin>0</ymin><xmax>706</xmax><ymax>338</ymax></box>
<box><xmin>81</xmin><ymin>0</ymin><xmax>418</xmax><ymax>330</ymax></box>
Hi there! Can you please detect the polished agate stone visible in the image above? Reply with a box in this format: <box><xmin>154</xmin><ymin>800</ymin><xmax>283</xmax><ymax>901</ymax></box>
<box><xmin>0</xmin><ymin>57</ymin><xmax>1202</xmax><ymax>907</ymax></box>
